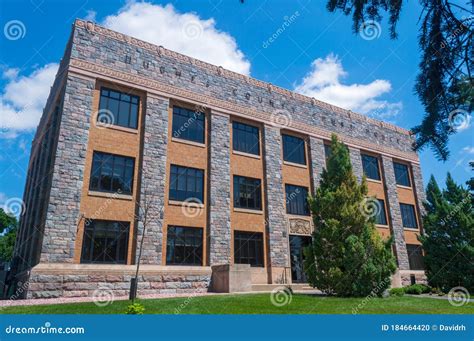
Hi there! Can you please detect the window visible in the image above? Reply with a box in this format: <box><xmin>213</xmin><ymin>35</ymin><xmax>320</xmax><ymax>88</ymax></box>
<box><xmin>232</xmin><ymin>121</ymin><xmax>260</xmax><ymax>155</ymax></box>
<box><xmin>171</xmin><ymin>106</ymin><xmax>205</xmax><ymax>143</ymax></box>
<box><xmin>98</xmin><ymin>88</ymin><xmax>139</xmax><ymax>129</ymax></box>
<box><xmin>282</xmin><ymin>134</ymin><xmax>306</xmax><ymax>165</ymax></box>
<box><xmin>324</xmin><ymin>144</ymin><xmax>332</xmax><ymax>161</ymax></box>
<box><xmin>166</xmin><ymin>226</ymin><xmax>203</xmax><ymax>265</ymax></box>
<box><xmin>233</xmin><ymin>176</ymin><xmax>262</xmax><ymax>210</ymax></box>
<box><xmin>406</xmin><ymin>244</ymin><xmax>424</xmax><ymax>270</ymax></box>
<box><xmin>90</xmin><ymin>152</ymin><xmax>135</xmax><ymax>195</ymax></box>
<box><xmin>234</xmin><ymin>231</ymin><xmax>264</xmax><ymax>267</ymax></box>
<box><xmin>394</xmin><ymin>162</ymin><xmax>411</xmax><ymax>187</ymax></box>
<box><xmin>361</xmin><ymin>154</ymin><xmax>381</xmax><ymax>180</ymax></box>
<box><xmin>400</xmin><ymin>203</ymin><xmax>418</xmax><ymax>229</ymax></box>
<box><xmin>169</xmin><ymin>165</ymin><xmax>204</xmax><ymax>202</ymax></box>
<box><xmin>285</xmin><ymin>184</ymin><xmax>310</xmax><ymax>216</ymax></box>
<box><xmin>81</xmin><ymin>220</ymin><xmax>129</xmax><ymax>264</ymax></box>
<box><xmin>375</xmin><ymin>199</ymin><xmax>388</xmax><ymax>225</ymax></box>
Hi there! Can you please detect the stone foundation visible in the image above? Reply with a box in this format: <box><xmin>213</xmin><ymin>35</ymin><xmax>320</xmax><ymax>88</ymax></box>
<box><xmin>24</xmin><ymin>263</ymin><xmax>211</xmax><ymax>299</ymax></box>
<box><xmin>391</xmin><ymin>269</ymin><xmax>427</xmax><ymax>288</ymax></box>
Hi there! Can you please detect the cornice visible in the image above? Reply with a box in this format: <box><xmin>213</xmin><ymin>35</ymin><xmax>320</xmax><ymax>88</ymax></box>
<box><xmin>73</xmin><ymin>19</ymin><xmax>412</xmax><ymax>137</ymax></box>
<box><xmin>69</xmin><ymin>58</ymin><xmax>419</xmax><ymax>163</ymax></box>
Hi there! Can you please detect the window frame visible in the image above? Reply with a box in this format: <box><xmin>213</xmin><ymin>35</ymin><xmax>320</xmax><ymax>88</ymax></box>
<box><xmin>89</xmin><ymin>151</ymin><xmax>135</xmax><ymax>195</ymax></box>
<box><xmin>285</xmin><ymin>184</ymin><xmax>310</xmax><ymax>216</ymax></box>
<box><xmin>406</xmin><ymin>244</ymin><xmax>424</xmax><ymax>270</ymax></box>
<box><xmin>171</xmin><ymin>105</ymin><xmax>206</xmax><ymax>144</ymax></box>
<box><xmin>234</xmin><ymin>231</ymin><xmax>264</xmax><ymax>267</ymax></box>
<box><xmin>400</xmin><ymin>203</ymin><xmax>418</xmax><ymax>229</ymax></box>
<box><xmin>169</xmin><ymin>164</ymin><xmax>205</xmax><ymax>203</ymax></box>
<box><xmin>233</xmin><ymin>175</ymin><xmax>262</xmax><ymax>211</ymax></box>
<box><xmin>361</xmin><ymin>153</ymin><xmax>381</xmax><ymax>181</ymax></box>
<box><xmin>98</xmin><ymin>87</ymin><xmax>140</xmax><ymax>130</ymax></box>
<box><xmin>375</xmin><ymin>199</ymin><xmax>388</xmax><ymax>226</ymax></box>
<box><xmin>393</xmin><ymin>162</ymin><xmax>412</xmax><ymax>187</ymax></box>
<box><xmin>80</xmin><ymin>220</ymin><xmax>130</xmax><ymax>264</ymax></box>
<box><xmin>232</xmin><ymin>121</ymin><xmax>260</xmax><ymax>156</ymax></box>
<box><xmin>282</xmin><ymin>134</ymin><xmax>307</xmax><ymax>165</ymax></box>
<box><xmin>166</xmin><ymin>226</ymin><xmax>204</xmax><ymax>266</ymax></box>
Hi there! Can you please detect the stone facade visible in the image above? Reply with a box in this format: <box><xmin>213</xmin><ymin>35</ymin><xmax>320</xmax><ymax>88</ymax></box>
<box><xmin>309</xmin><ymin>137</ymin><xmax>326</xmax><ymax>190</ymax></box>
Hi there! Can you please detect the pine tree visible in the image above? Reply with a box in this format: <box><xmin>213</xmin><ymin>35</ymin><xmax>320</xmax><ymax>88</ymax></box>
<box><xmin>304</xmin><ymin>134</ymin><xmax>396</xmax><ymax>297</ymax></box>
<box><xmin>419</xmin><ymin>174</ymin><xmax>474</xmax><ymax>292</ymax></box>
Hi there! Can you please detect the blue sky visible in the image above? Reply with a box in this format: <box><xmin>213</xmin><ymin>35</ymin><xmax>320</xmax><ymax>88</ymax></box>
<box><xmin>0</xmin><ymin>0</ymin><xmax>472</xmax><ymax>207</ymax></box>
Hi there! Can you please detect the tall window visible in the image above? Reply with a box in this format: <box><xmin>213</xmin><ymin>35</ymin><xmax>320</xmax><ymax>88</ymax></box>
<box><xmin>361</xmin><ymin>154</ymin><xmax>381</xmax><ymax>180</ymax></box>
<box><xmin>400</xmin><ymin>203</ymin><xmax>418</xmax><ymax>229</ymax></box>
<box><xmin>81</xmin><ymin>220</ymin><xmax>129</xmax><ymax>264</ymax></box>
<box><xmin>324</xmin><ymin>144</ymin><xmax>332</xmax><ymax>161</ymax></box>
<box><xmin>171</xmin><ymin>106</ymin><xmax>205</xmax><ymax>143</ymax></box>
<box><xmin>90</xmin><ymin>151</ymin><xmax>135</xmax><ymax>195</ymax></box>
<box><xmin>233</xmin><ymin>176</ymin><xmax>262</xmax><ymax>210</ymax></box>
<box><xmin>406</xmin><ymin>244</ymin><xmax>424</xmax><ymax>270</ymax></box>
<box><xmin>232</xmin><ymin>121</ymin><xmax>260</xmax><ymax>155</ymax></box>
<box><xmin>394</xmin><ymin>162</ymin><xmax>411</xmax><ymax>187</ymax></box>
<box><xmin>234</xmin><ymin>231</ymin><xmax>264</xmax><ymax>267</ymax></box>
<box><xmin>285</xmin><ymin>184</ymin><xmax>310</xmax><ymax>216</ymax></box>
<box><xmin>98</xmin><ymin>88</ymin><xmax>139</xmax><ymax>129</ymax></box>
<box><xmin>282</xmin><ymin>134</ymin><xmax>306</xmax><ymax>165</ymax></box>
<box><xmin>166</xmin><ymin>226</ymin><xmax>203</xmax><ymax>266</ymax></box>
<box><xmin>169</xmin><ymin>165</ymin><xmax>204</xmax><ymax>202</ymax></box>
<box><xmin>375</xmin><ymin>199</ymin><xmax>388</xmax><ymax>225</ymax></box>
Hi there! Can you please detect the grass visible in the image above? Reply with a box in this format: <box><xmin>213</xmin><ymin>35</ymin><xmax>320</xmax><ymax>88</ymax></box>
<box><xmin>2</xmin><ymin>293</ymin><xmax>473</xmax><ymax>314</ymax></box>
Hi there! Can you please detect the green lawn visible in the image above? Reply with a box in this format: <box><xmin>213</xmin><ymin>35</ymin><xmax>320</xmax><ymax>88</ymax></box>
<box><xmin>2</xmin><ymin>293</ymin><xmax>473</xmax><ymax>314</ymax></box>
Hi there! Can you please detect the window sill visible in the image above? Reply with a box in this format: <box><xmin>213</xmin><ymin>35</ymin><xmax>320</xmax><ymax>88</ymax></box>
<box><xmin>171</xmin><ymin>137</ymin><xmax>206</xmax><ymax>148</ymax></box>
<box><xmin>88</xmin><ymin>190</ymin><xmax>133</xmax><ymax>201</ymax></box>
<box><xmin>286</xmin><ymin>214</ymin><xmax>312</xmax><ymax>219</ymax></box>
<box><xmin>95</xmin><ymin>122</ymin><xmax>139</xmax><ymax>134</ymax></box>
<box><xmin>375</xmin><ymin>224</ymin><xmax>390</xmax><ymax>229</ymax></box>
<box><xmin>169</xmin><ymin>200</ymin><xmax>204</xmax><ymax>208</ymax></box>
<box><xmin>233</xmin><ymin>207</ymin><xmax>264</xmax><ymax>215</ymax></box>
<box><xmin>366</xmin><ymin>178</ymin><xmax>383</xmax><ymax>184</ymax></box>
<box><xmin>396</xmin><ymin>184</ymin><xmax>413</xmax><ymax>190</ymax></box>
<box><xmin>232</xmin><ymin>150</ymin><xmax>261</xmax><ymax>159</ymax></box>
<box><xmin>283</xmin><ymin>161</ymin><xmax>307</xmax><ymax>169</ymax></box>
<box><xmin>403</xmin><ymin>227</ymin><xmax>419</xmax><ymax>231</ymax></box>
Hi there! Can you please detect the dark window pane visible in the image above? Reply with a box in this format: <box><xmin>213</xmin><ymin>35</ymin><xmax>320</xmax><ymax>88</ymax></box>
<box><xmin>97</xmin><ymin>87</ymin><xmax>140</xmax><ymax>129</ymax></box>
<box><xmin>394</xmin><ymin>162</ymin><xmax>411</xmax><ymax>187</ymax></box>
<box><xmin>285</xmin><ymin>184</ymin><xmax>310</xmax><ymax>216</ymax></box>
<box><xmin>80</xmin><ymin>220</ymin><xmax>130</xmax><ymax>264</ymax></box>
<box><xmin>232</xmin><ymin>121</ymin><xmax>260</xmax><ymax>155</ymax></box>
<box><xmin>400</xmin><ymin>203</ymin><xmax>418</xmax><ymax>229</ymax></box>
<box><xmin>282</xmin><ymin>134</ymin><xmax>306</xmax><ymax>165</ymax></box>
<box><xmin>361</xmin><ymin>154</ymin><xmax>381</xmax><ymax>180</ymax></box>
<box><xmin>89</xmin><ymin>151</ymin><xmax>134</xmax><ymax>195</ymax></box>
<box><xmin>168</xmin><ymin>165</ymin><xmax>205</xmax><ymax>202</ymax></box>
<box><xmin>166</xmin><ymin>226</ymin><xmax>203</xmax><ymax>265</ymax></box>
<box><xmin>407</xmin><ymin>244</ymin><xmax>424</xmax><ymax>270</ymax></box>
<box><xmin>171</xmin><ymin>106</ymin><xmax>205</xmax><ymax>143</ymax></box>
<box><xmin>375</xmin><ymin>199</ymin><xmax>388</xmax><ymax>225</ymax></box>
<box><xmin>233</xmin><ymin>175</ymin><xmax>262</xmax><ymax>210</ymax></box>
<box><xmin>234</xmin><ymin>231</ymin><xmax>264</xmax><ymax>267</ymax></box>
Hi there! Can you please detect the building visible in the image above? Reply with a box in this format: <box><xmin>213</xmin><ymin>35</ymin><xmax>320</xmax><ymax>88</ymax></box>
<box><xmin>10</xmin><ymin>19</ymin><xmax>426</xmax><ymax>299</ymax></box>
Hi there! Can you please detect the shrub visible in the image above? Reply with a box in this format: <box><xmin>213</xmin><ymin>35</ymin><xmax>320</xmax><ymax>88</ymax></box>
<box><xmin>389</xmin><ymin>288</ymin><xmax>405</xmax><ymax>296</ymax></box>
<box><xmin>126</xmin><ymin>303</ymin><xmax>145</xmax><ymax>315</ymax></box>
<box><xmin>404</xmin><ymin>284</ymin><xmax>428</xmax><ymax>295</ymax></box>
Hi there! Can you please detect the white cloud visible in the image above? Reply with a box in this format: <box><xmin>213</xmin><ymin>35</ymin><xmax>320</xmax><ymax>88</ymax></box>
<box><xmin>0</xmin><ymin>192</ymin><xmax>7</xmax><ymax>205</ymax></box>
<box><xmin>0</xmin><ymin>63</ymin><xmax>58</xmax><ymax>138</ymax></box>
<box><xmin>84</xmin><ymin>10</ymin><xmax>97</xmax><ymax>22</ymax></box>
<box><xmin>102</xmin><ymin>2</ymin><xmax>250</xmax><ymax>75</ymax></box>
<box><xmin>462</xmin><ymin>146</ymin><xmax>474</xmax><ymax>154</ymax></box>
<box><xmin>294</xmin><ymin>54</ymin><xmax>402</xmax><ymax>120</ymax></box>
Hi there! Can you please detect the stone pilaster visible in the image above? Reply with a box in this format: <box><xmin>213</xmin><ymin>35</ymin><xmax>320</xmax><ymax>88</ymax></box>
<box><xmin>40</xmin><ymin>75</ymin><xmax>94</xmax><ymax>263</ymax></box>
<box><xmin>381</xmin><ymin>155</ymin><xmax>410</xmax><ymax>270</ymax></box>
<box><xmin>309</xmin><ymin>136</ymin><xmax>325</xmax><ymax>192</ymax></box>
<box><xmin>263</xmin><ymin>125</ymin><xmax>288</xmax><ymax>269</ymax></box>
<box><xmin>209</xmin><ymin>112</ymin><xmax>231</xmax><ymax>265</ymax></box>
<box><xmin>411</xmin><ymin>163</ymin><xmax>426</xmax><ymax>218</ymax></box>
<box><xmin>349</xmin><ymin>147</ymin><xmax>363</xmax><ymax>182</ymax></box>
<box><xmin>136</xmin><ymin>95</ymin><xmax>169</xmax><ymax>264</ymax></box>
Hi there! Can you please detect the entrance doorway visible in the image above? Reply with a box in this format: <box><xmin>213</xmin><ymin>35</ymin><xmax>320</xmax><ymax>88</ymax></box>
<box><xmin>289</xmin><ymin>235</ymin><xmax>312</xmax><ymax>283</ymax></box>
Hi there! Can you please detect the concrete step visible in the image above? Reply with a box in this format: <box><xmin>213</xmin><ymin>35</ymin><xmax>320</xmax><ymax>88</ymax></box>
<box><xmin>251</xmin><ymin>283</ymin><xmax>314</xmax><ymax>292</ymax></box>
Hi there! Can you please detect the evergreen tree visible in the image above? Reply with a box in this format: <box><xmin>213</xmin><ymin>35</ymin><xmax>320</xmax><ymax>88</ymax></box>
<box><xmin>0</xmin><ymin>208</ymin><xmax>18</xmax><ymax>262</ymax></box>
<box><xmin>419</xmin><ymin>174</ymin><xmax>474</xmax><ymax>292</ymax></box>
<box><xmin>304</xmin><ymin>134</ymin><xmax>396</xmax><ymax>297</ymax></box>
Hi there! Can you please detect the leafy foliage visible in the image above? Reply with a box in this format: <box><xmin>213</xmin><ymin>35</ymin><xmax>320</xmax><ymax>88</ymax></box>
<box><xmin>0</xmin><ymin>209</ymin><xmax>18</xmax><ymax>261</ymax></box>
<box><xmin>326</xmin><ymin>0</ymin><xmax>473</xmax><ymax>160</ymax></box>
<box><xmin>419</xmin><ymin>174</ymin><xmax>474</xmax><ymax>292</ymax></box>
<box><xmin>304</xmin><ymin>134</ymin><xmax>396</xmax><ymax>297</ymax></box>
<box><xmin>0</xmin><ymin>208</ymin><xmax>17</xmax><ymax>234</ymax></box>
<box><xmin>126</xmin><ymin>302</ymin><xmax>146</xmax><ymax>315</ymax></box>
